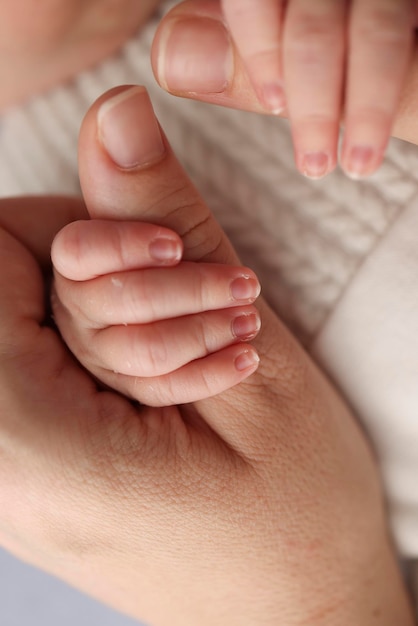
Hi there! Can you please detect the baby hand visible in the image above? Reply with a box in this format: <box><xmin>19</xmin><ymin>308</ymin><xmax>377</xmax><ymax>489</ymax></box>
<box><xmin>51</xmin><ymin>218</ymin><xmax>261</xmax><ymax>407</ymax></box>
<box><xmin>222</xmin><ymin>0</ymin><xmax>416</xmax><ymax>179</ymax></box>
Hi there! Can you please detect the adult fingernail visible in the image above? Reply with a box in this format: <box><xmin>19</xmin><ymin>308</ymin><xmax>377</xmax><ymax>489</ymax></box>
<box><xmin>342</xmin><ymin>146</ymin><xmax>377</xmax><ymax>179</ymax></box>
<box><xmin>302</xmin><ymin>152</ymin><xmax>330</xmax><ymax>179</ymax></box>
<box><xmin>149</xmin><ymin>237</ymin><xmax>182</xmax><ymax>264</ymax></box>
<box><xmin>230</xmin><ymin>276</ymin><xmax>261</xmax><ymax>301</ymax></box>
<box><xmin>98</xmin><ymin>86</ymin><xmax>166</xmax><ymax>169</ymax></box>
<box><xmin>232</xmin><ymin>313</ymin><xmax>261</xmax><ymax>341</ymax></box>
<box><xmin>157</xmin><ymin>17</ymin><xmax>233</xmax><ymax>94</ymax></box>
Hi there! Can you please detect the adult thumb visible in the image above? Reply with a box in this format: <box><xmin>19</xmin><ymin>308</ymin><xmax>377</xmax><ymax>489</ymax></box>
<box><xmin>78</xmin><ymin>85</ymin><xmax>239</xmax><ymax>266</ymax></box>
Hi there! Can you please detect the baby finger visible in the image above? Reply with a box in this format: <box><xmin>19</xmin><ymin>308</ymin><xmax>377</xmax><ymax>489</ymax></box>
<box><xmin>90</xmin><ymin>306</ymin><xmax>261</xmax><ymax>378</ymax></box>
<box><xmin>52</xmin><ymin>219</ymin><xmax>183</xmax><ymax>281</ymax></box>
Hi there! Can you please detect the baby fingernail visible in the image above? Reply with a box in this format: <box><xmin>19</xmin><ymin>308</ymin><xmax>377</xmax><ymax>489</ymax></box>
<box><xmin>149</xmin><ymin>237</ymin><xmax>182</xmax><ymax>263</ymax></box>
<box><xmin>98</xmin><ymin>86</ymin><xmax>166</xmax><ymax>169</ymax></box>
<box><xmin>157</xmin><ymin>17</ymin><xmax>233</xmax><ymax>93</ymax></box>
<box><xmin>230</xmin><ymin>276</ymin><xmax>261</xmax><ymax>301</ymax></box>
<box><xmin>233</xmin><ymin>313</ymin><xmax>261</xmax><ymax>340</ymax></box>
<box><xmin>235</xmin><ymin>348</ymin><xmax>260</xmax><ymax>372</ymax></box>
<box><xmin>302</xmin><ymin>152</ymin><xmax>330</xmax><ymax>179</ymax></box>
<box><xmin>342</xmin><ymin>145</ymin><xmax>377</xmax><ymax>179</ymax></box>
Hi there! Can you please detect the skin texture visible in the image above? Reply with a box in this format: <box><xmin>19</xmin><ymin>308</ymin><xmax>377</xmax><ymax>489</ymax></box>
<box><xmin>0</xmin><ymin>85</ymin><xmax>413</xmax><ymax>626</ymax></box>
<box><xmin>0</xmin><ymin>0</ymin><xmax>160</xmax><ymax>109</ymax></box>
<box><xmin>0</xmin><ymin>86</ymin><xmax>411</xmax><ymax>624</ymax></box>
<box><xmin>0</xmin><ymin>3</ymin><xmax>414</xmax><ymax>623</ymax></box>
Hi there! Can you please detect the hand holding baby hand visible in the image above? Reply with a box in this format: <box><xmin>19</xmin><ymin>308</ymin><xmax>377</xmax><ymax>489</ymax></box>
<box><xmin>52</xmin><ymin>218</ymin><xmax>261</xmax><ymax>406</ymax></box>
<box><xmin>0</xmin><ymin>86</ymin><xmax>412</xmax><ymax>626</ymax></box>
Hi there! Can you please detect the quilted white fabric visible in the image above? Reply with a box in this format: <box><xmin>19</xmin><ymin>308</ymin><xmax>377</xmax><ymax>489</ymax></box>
<box><xmin>1</xmin><ymin>0</ymin><xmax>418</xmax><ymax>607</ymax></box>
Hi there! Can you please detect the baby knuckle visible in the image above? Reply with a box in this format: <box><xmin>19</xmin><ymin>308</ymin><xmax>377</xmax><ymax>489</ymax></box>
<box><xmin>56</xmin><ymin>285</ymin><xmax>93</xmax><ymax>330</ymax></box>
<box><xmin>141</xmin><ymin>330</ymin><xmax>170</xmax><ymax>377</ymax></box>
<box><xmin>111</xmin><ymin>225</ymin><xmax>130</xmax><ymax>269</ymax></box>
<box><xmin>196</xmin><ymin>366</ymin><xmax>217</xmax><ymax>399</ymax></box>
<box><xmin>189</xmin><ymin>268</ymin><xmax>208</xmax><ymax>311</ymax></box>
<box><xmin>160</xmin><ymin>373</ymin><xmax>185</xmax><ymax>407</ymax></box>
<box><xmin>122</xmin><ymin>272</ymin><xmax>152</xmax><ymax>322</ymax></box>
<box><xmin>190</xmin><ymin>314</ymin><xmax>212</xmax><ymax>356</ymax></box>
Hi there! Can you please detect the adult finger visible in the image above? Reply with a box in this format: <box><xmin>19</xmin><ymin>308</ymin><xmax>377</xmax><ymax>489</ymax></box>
<box><xmin>283</xmin><ymin>0</ymin><xmax>346</xmax><ymax>178</ymax></box>
<box><xmin>152</xmin><ymin>0</ymin><xmax>418</xmax><ymax>151</ymax></box>
<box><xmin>221</xmin><ymin>0</ymin><xmax>286</xmax><ymax>113</ymax></box>
<box><xmin>340</xmin><ymin>0</ymin><xmax>414</xmax><ymax>178</ymax></box>
<box><xmin>152</xmin><ymin>0</ymin><xmax>266</xmax><ymax>114</ymax></box>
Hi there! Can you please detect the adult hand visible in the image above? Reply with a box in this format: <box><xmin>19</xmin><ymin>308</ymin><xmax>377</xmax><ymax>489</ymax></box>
<box><xmin>0</xmin><ymin>87</ymin><xmax>413</xmax><ymax>626</ymax></box>
<box><xmin>0</xmin><ymin>0</ymin><xmax>159</xmax><ymax>110</ymax></box>
<box><xmin>151</xmin><ymin>0</ymin><xmax>418</xmax><ymax>148</ymax></box>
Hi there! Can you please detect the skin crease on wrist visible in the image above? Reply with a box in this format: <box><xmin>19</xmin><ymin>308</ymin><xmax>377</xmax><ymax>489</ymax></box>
<box><xmin>0</xmin><ymin>0</ymin><xmax>161</xmax><ymax>110</ymax></box>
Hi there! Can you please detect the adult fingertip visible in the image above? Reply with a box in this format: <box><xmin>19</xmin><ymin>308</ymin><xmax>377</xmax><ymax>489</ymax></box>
<box><xmin>97</xmin><ymin>86</ymin><xmax>166</xmax><ymax>170</ymax></box>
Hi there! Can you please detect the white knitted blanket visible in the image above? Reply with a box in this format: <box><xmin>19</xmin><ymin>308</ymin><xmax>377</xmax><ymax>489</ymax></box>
<box><xmin>1</xmin><ymin>0</ymin><xmax>418</xmax><ymax>612</ymax></box>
